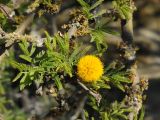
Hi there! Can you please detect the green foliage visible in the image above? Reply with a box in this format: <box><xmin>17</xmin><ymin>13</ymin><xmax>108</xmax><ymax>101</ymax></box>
<box><xmin>0</xmin><ymin>12</ymin><xmax>7</xmax><ymax>27</ymax></box>
<box><xmin>104</xmin><ymin>61</ymin><xmax>131</xmax><ymax>91</ymax></box>
<box><xmin>42</xmin><ymin>0</ymin><xmax>52</xmax><ymax>4</ymax></box>
<box><xmin>0</xmin><ymin>0</ymin><xmax>146</xmax><ymax>119</ymax></box>
<box><xmin>90</xmin><ymin>28</ymin><xmax>107</xmax><ymax>53</ymax></box>
<box><xmin>85</xmin><ymin>96</ymin><xmax>132</xmax><ymax>120</ymax></box>
<box><xmin>90</xmin><ymin>18</ymin><xmax>120</xmax><ymax>54</ymax></box>
<box><xmin>112</xmin><ymin>0</ymin><xmax>135</xmax><ymax>20</ymax></box>
<box><xmin>0</xmin><ymin>57</ymin><xmax>27</xmax><ymax>120</ymax></box>
<box><xmin>88</xmin><ymin>61</ymin><xmax>131</xmax><ymax>92</ymax></box>
<box><xmin>91</xmin><ymin>77</ymin><xmax>110</xmax><ymax>90</ymax></box>
<box><xmin>0</xmin><ymin>98</ymin><xmax>27</xmax><ymax>120</ymax></box>
<box><xmin>83</xmin><ymin>61</ymin><xmax>132</xmax><ymax>119</ymax></box>
<box><xmin>101</xmin><ymin>101</ymin><xmax>132</xmax><ymax>120</ymax></box>
<box><xmin>76</xmin><ymin>0</ymin><xmax>121</xmax><ymax>54</ymax></box>
<box><xmin>76</xmin><ymin>0</ymin><xmax>106</xmax><ymax>19</ymax></box>
<box><xmin>0</xmin><ymin>11</ymin><xmax>15</xmax><ymax>31</ymax></box>
<box><xmin>138</xmin><ymin>106</ymin><xmax>145</xmax><ymax>120</ymax></box>
<box><xmin>10</xmin><ymin>33</ymin><xmax>90</xmax><ymax>90</ymax></box>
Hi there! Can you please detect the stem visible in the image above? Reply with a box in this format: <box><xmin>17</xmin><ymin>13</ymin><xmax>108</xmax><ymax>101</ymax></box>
<box><xmin>121</xmin><ymin>13</ymin><xmax>133</xmax><ymax>45</ymax></box>
<box><xmin>120</xmin><ymin>1</ymin><xmax>145</xmax><ymax>120</ymax></box>
<box><xmin>77</xmin><ymin>80</ymin><xmax>102</xmax><ymax>104</ymax></box>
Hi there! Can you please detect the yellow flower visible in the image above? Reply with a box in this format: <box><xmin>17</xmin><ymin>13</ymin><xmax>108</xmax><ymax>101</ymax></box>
<box><xmin>77</xmin><ymin>55</ymin><xmax>104</xmax><ymax>82</ymax></box>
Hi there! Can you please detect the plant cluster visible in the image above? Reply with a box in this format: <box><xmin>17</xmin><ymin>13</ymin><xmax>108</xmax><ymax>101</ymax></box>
<box><xmin>0</xmin><ymin>0</ymin><xmax>148</xmax><ymax>120</ymax></box>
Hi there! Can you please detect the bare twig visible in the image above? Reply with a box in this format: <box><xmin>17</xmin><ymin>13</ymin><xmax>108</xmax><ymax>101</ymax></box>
<box><xmin>0</xmin><ymin>14</ymin><xmax>37</xmax><ymax>62</ymax></box>
<box><xmin>77</xmin><ymin>80</ymin><xmax>102</xmax><ymax>104</ymax></box>
<box><xmin>81</xmin><ymin>110</ymin><xmax>86</xmax><ymax>120</ymax></box>
<box><xmin>15</xmin><ymin>14</ymin><xmax>35</xmax><ymax>34</ymax></box>
<box><xmin>0</xmin><ymin>113</ymin><xmax>4</xmax><ymax>120</ymax></box>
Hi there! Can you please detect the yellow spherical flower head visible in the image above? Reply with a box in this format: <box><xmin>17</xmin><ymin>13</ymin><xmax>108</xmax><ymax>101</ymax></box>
<box><xmin>77</xmin><ymin>55</ymin><xmax>104</xmax><ymax>82</ymax></box>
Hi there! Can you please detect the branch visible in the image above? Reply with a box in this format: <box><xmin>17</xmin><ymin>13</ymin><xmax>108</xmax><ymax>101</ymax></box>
<box><xmin>120</xmin><ymin>3</ymin><xmax>135</xmax><ymax>50</ymax></box>
<box><xmin>0</xmin><ymin>114</ymin><xmax>3</xmax><ymax>120</ymax></box>
<box><xmin>0</xmin><ymin>14</ymin><xmax>37</xmax><ymax>58</ymax></box>
<box><xmin>15</xmin><ymin>14</ymin><xmax>35</xmax><ymax>34</ymax></box>
<box><xmin>120</xmin><ymin>1</ymin><xmax>147</xmax><ymax>120</ymax></box>
<box><xmin>77</xmin><ymin>80</ymin><xmax>102</xmax><ymax>104</ymax></box>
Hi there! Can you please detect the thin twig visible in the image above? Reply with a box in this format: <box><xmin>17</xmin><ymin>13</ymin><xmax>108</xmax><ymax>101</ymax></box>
<box><xmin>81</xmin><ymin>110</ymin><xmax>86</xmax><ymax>120</ymax></box>
<box><xmin>0</xmin><ymin>4</ymin><xmax>13</xmax><ymax>20</ymax></box>
<box><xmin>0</xmin><ymin>14</ymin><xmax>37</xmax><ymax>61</ymax></box>
<box><xmin>77</xmin><ymin>80</ymin><xmax>102</xmax><ymax>104</ymax></box>
<box><xmin>15</xmin><ymin>14</ymin><xmax>35</xmax><ymax>34</ymax></box>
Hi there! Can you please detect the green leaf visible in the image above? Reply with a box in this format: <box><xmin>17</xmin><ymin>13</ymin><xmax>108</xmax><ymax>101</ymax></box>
<box><xmin>54</xmin><ymin>75</ymin><xmax>63</xmax><ymax>90</ymax></box>
<box><xmin>63</xmin><ymin>62</ymin><xmax>72</xmax><ymax>77</ymax></box>
<box><xmin>90</xmin><ymin>0</ymin><xmax>104</xmax><ymax>10</ymax></box>
<box><xmin>77</xmin><ymin>0</ymin><xmax>90</xmax><ymax>9</ymax></box>
<box><xmin>10</xmin><ymin>60</ymin><xmax>24</xmax><ymax>71</ymax></box>
<box><xmin>112</xmin><ymin>74</ymin><xmax>131</xmax><ymax>83</ymax></box>
<box><xmin>20</xmin><ymin>73</ymin><xmax>28</xmax><ymax>90</ymax></box>
<box><xmin>54</xmin><ymin>34</ymin><xmax>70</xmax><ymax>56</ymax></box>
<box><xmin>12</xmin><ymin>72</ymin><xmax>23</xmax><ymax>82</ymax></box>
<box><xmin>30</xmin><ymin>44</ymin><xmax>36</xmax><ymax>56</ymax></box>
<box><xmin>44</xmin><ymin>39</ymin><xmax>52</xmax><ymax>51</ymax></box>
<box><xmin>18</xmin><ymin>41</ymin><xmax>30</xmax><ymax>55</ymax></box>
<box><xmin>112</xmin><ymin>0</ymin><xmax>133</xmax><ymax>20</ymax></box>
<box><xmin>90</xmin><ymin>29</ymin><xmax>105</xmax><ymax>44</ymax></box>
<box><xmin>115</xmin><ymin>82</ymin><xmax>125</xmax><ymax>92</ymax></box>
<box><xmin>101</xmin><ymin>76</ymin><xmax>110</xmax><ymax>81</ymax></box>
<box><xmin>101</xmin><ymin>112</ymin><xmax>108</xmax><ymax>120</ymax></box>
<box><xmin>69</xmin><ymin>45</ymin><xmax>90</xmax><ymax>64</ymax></box>
<box><xmin>19</xmin><ymin>55</ymin><xmax>32</xmax><ymax>63</ymax></box>
<box><xmin>139</xmin><ymin>106</ymin><xmax>145</xmax><ymax>120</ymax></box>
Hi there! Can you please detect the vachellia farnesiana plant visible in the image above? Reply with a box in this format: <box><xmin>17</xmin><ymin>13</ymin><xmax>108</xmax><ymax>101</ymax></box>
<box><xmin>0</xmin><ymin>0</ymin><xmax>148</xmax><ymax>120</ymax></box>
